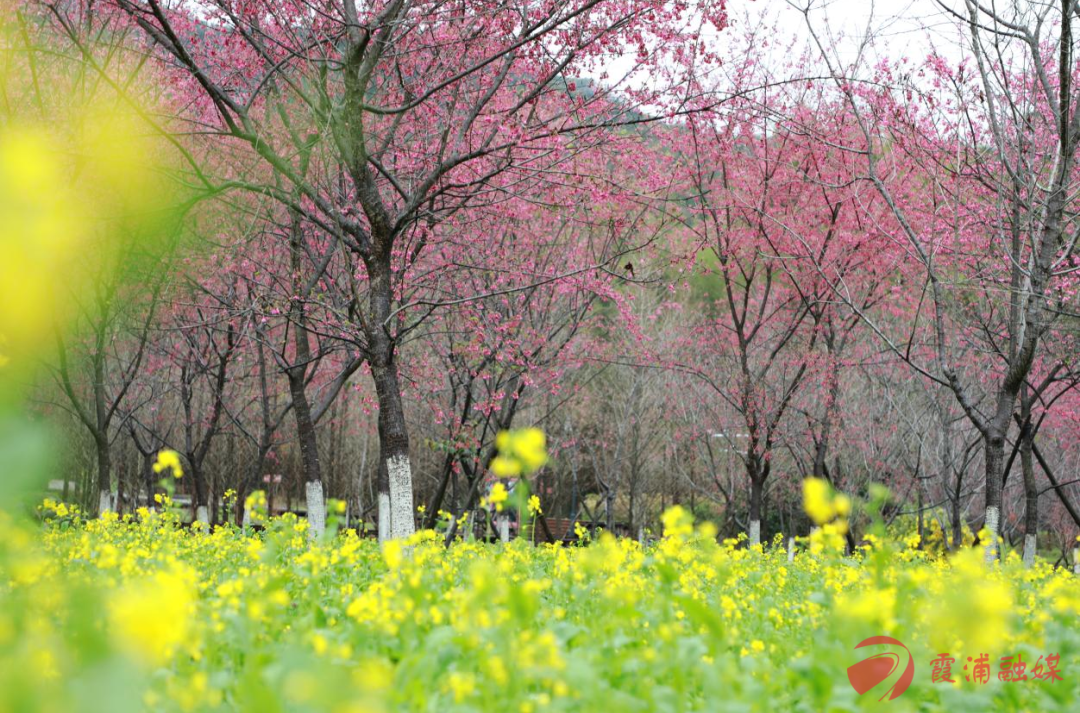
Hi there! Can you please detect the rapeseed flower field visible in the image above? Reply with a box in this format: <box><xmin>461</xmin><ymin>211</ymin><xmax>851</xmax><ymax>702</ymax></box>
<box><xmin>1</xmin><ymin>498</ymin><xmax>1078</xmax><ymax>712</ymax></box>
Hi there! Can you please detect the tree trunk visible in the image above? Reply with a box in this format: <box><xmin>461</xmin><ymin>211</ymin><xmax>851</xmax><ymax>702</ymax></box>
<box><xmin>423</xmin><ymin>454</ymin><xmax>456</xmax><ymax>530</ymax></box>
<box><xmin>951</xmin><ymin>488</ymin><xmax>963</xmax><ymax>550</ymax></box>
<box><xmin>306</xmin><ymin>480</ymin><xmax>325</xmax><ymax>540</ymax></box>
<box><xmin>938</xmin><ymin>403</ymin><xmax>964</xmax><ymax>550</ymax></box>
<box><xmin>356</xmin><ymin>425</ymin><xmax>369</xmax><ymax>533</ymax></box>
<box><xmin>377</xmin><ymin>486</ymin><xmax>391</xmax><ymax>541</ymax></box>
<box><xmin>916</xmin><ymin>488</ymin><xmax>924</xmax><ymax>549</ymax></box>
<box><xmin>191</xmin><ymin>462</ymin><xmax>210</xmax><ymax>524</ymax></box>
<box><xmin>748</xmin><ymin>474</ymin><xmax>763</xmax><ymax>547</ymax></box>
<box><xmin>1020</xmin><ymin>404</ymin><xmax>1038</xmax><ymax>568</ymax></box>
<box><xmin>287</xmin><ymin>368</ymin><xmax>324</xmax><ymax>538</ymax></box>
<box><xmin>286</xmin><ymin>208</ymin><xmax>325</xmax><ymax>538</ymax></box>
<box><xmin>95</xmin><ymin>435</ymin><xmax>112</xmax><ymax>516</ymax></box>
<box><xmin>117</xmin><ymin>458</ymin><xmax>126</xmax><ymax>516</ymax></box>
<box><xmin>983</xmin><ymin>431</ymin><xmax>1006</xmax><ymax>563</ymax></box>
<box><xmin>371</xmin><ymin>360</ymin><xmax>414</xmax><ymax>541</ymax></box>
<box><xmin>141</xmin><ymin>452</ymin><xmax>155</xmax><ymax>511</ymax></box>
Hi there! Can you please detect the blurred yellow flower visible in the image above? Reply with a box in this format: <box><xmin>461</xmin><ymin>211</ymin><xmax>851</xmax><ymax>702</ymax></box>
<box><xmin>487</xmin><ymin>482</ymin><xmax>509</xmax><ymax>513</ymax></box>
<box><xmin>445</xmin><ymin>672</ymin><xmax>475</xmax><ymax>703</ymax></box>
<box><xmin>153</xmin><ymin>449</ymin><xmax>184</xmax><ymax>479</ymax></box>
<box><xmin>492</xmin><ymin>428</ymin><xmax>548</xmax><ymax>477</ymax></box>
<box><xmin>802</xmin><ymin>478</ymin><xmax>833</xmax><ymax>525</ymax></box>
<box><xmin>490</xmin><ymin>455</ymin><xmax>522</xmax><ymax>478</ymax></box>
<box><xmin>0</xmin><ymin>126</ymin><xmax>84</xmax><ymax>361</ymax></box>
<box><xmin>802</xmin><ymin>477</ymin><xmax>851</xmax><ymax>536</ymax></box>
<box><xmin>108</xmin><ymin>567</ymin><xmax>195</xmax><ymax>666</ymax></box>
<box><xmin>661</xmin><ymin>505</ymin><xmax>694</xmax><ymax>538</ymax></box>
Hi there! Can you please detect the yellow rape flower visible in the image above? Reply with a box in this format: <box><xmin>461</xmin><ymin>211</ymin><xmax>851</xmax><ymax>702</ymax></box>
<box><xmin>487</xmin><ymin>482</ymin><xmax>509</xmax><ymax>513</ymax></box>
<box><xmin>0</xmin><ymin>127</ymin><xmax>85</xmax><ymax>357</ymax></box>
<box><xmin>492</xmin><ymin>428</ymin><xmax>548</xmax><ymax>477</ymax></box>
<box><xmin>108</xmin><ymin>567</ymin><xmax>195</xmax><ymax>666</ymax></box>
<box><xmin>490</xmin><ymin>455</ymin><xmax>522</xmax><ymax>478</ymax></box>
<box><xmin>802</xmin><ymin>477</ymin><xmax>850</xmax><ymax>535</ymax></box>
<box><xmin>802</xmin><ymin>478</ymin><xmax>833</xmax><ymax>525</ymax></box>
<box><xmin>661</xmin><ymin>505</ymin><xmax>694</xmax><ymax>538</ymax></box>
<box><xmin>153</xmin><ymin>449</ymin><xmax>184</xmax><ymax>479</ymax></box>
<box><xmin>445</xmin><ymin>672</ymin><xmax>475</xmax><ymax>703</ymax></box>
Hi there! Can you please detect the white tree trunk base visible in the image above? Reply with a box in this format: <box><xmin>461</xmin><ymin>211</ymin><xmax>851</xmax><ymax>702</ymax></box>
<box><xmin>748</xmin><ymin>520</ymin><xmax>761</xmax><ymax>547</ymax></box>
<box><xmin>377</xmin><ymin>492</ymin><xmax>390</xmax><ymax>543</ymax></box>
<box><xmin>195</xmin><ymin>505</ymin><xmax>209</xmax><ymax>526</ymax></box>
<box><xmin>306</xmin><ymin>481</ymin><xmax>325</xmax><ymax>541</ymax></box>
<box><xmin>1073</xmin><ymin>547</ymin><xmax>1080</xmax><ymax>575</ymax></box>
<box><xmin>1022</xmin><ymin>534</ymin><xmax>1037</xmax><ymax>568</ymax></box>
<box><xmin>984</xmin><ymin>506</ymin><xmax>1000</xmax><ymax>564</ymax></box>
<box><xmin>242</xmin><ymin>505</ymin><xmax>251</xmax><ymax>530</ymax></box>
<box><xmin>498</xmin><ymin>514</ymin><xmax>510</xmax><ymax>543</ymax></box>
<box><xmin>387</xmin><ymin>455</ymin><xmax>415</xmax><ymax>540</ymax></box>
<box><xmin>787</xmin><ymin>536</ymin><xmax>796</xmax><ymax>562</ymax></box>
<box><xmin>98</xmin><ymin>489</ymin><xmax>113</xmax><ymax>516</ymax></box>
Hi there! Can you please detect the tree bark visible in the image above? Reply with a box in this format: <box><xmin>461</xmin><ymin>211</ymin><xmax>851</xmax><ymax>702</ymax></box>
<box><xmin>748</xmin><ymin>473</ymin><xmax>763</xmax><ymax>547</ymax></box>
<box><xmin>371</xmin><ymin>358</ymin><xmax>414</xmax><ymax>541</ymax></box>
<box><xmin>983</xmin><ymin>430</ymin><xmax>1006</xmax><ymax>563</ymax></box>
<box><xmin>306</xmin><ymin>480</ymin><xmax>326</xmax><ymax>539</ymax></box>
<box><xmin>287</xmin><ymin>366</ymin><xmax>324</xmax><ymax>538</ymax></box>
<box><xmin>1019</xmin><ymin>397</ymin><xmax>1038</xmax><ymax>567</ymax></box>
<box><xmin>238</xmin><ymin>333</ymin><xmax>276</xmax><ymax>526</ymax></box>
<box><xmin>95</xmin><ymin>435</ymin><xmax>112</xmax><ymax>514</ymax></box>
<box><xmin>190</xmin><ymin>460</ymin><xmax>210</xmax><ymax>523</ymax></box>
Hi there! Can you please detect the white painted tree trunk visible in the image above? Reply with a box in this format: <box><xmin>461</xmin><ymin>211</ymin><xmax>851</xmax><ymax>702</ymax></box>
<box><xmin>1074</xmin><ymin>547</ymin><xmax>1079</xmax><ymax>575</ymax></box>
<box><xmin>787</xmin><ymin>536</ymin><xmax>795</xmax><ymax>562</ymax></box>
<box><xmin>983</xmin><ymin>505</ymin><xmax>1000</xmax><ymax>564</ymax></box>
<box><xmin>377</xmin><ymin>492</ymin><xmax>390</xmax><ymax>542</ymax></box>
<box><xmin>98</xmin><ymin>489</ymin><xmax>113</xmax><ymax>515</ymax></box>
<box><xmin>387</xmin><ymin>455</ymin><xmax>415</xmax><ymax>540</ymax></box>
<box><xmin>748</xmin><ymin>520</ymin><xmax>761</xmax><ymax>547</ymax></box>
<box><xmin>242</xmin><ymin>505</ymin><xmax>251</xmax><ymax>530</ymax></box>
<box><xmin>351</xmin><ymin>477</ymin><xmax>360</xmax><ymax>534</ymax></box>
<box><xmin>498</xmin><ymin>514</ymin><xmax>510</xmax><ymax>543</ymax></box>
<box><xmin>195</xmin><ymin>505</ymin><xmax>209</xmax><ymax>526</ymax></box>
<box><xmin>1022</xmin><ymin>534</ymin><xmax>1037</xmax><ymax>568</ymax></box>
<box><xmin>356</xmin><ymin>429</ymin><xmax>368</xmax><ymax>535</ymax></box>
<box><xmin>637</xmin><ymin>526</ymin><xmax>645</xmax><ymax>544</ymax></box>
<box><xmin>305</xmin><ymin>481</ymin><xmax>325</xmax><ymax>541</ymax></box>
